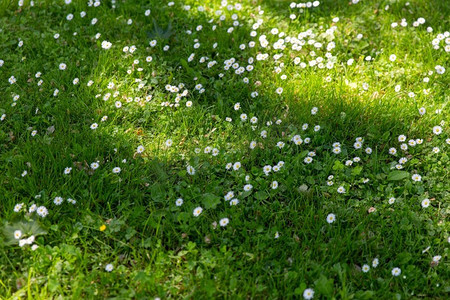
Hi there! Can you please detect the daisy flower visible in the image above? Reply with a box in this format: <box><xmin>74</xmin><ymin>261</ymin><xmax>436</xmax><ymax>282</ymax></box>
<box><xmin>332</xmin><ymin>147</ymin><xmax>341</xmax><ymax>154</ymax></box>
<box><xmin>362</xmin><ymin>264</ymin><xmax>370</xmax><ymax>273</ymax></box>
<box><xmin>263</xmin><ymin>165</ymin><xmax>272</xmax><ymax>175</ymax></box>
<box><xmin>219</xmin><ymin>218</ymin><xmax>229</xmax><ymax>227</ymax></box>
<box><xmin>54</xmin><ymin>197</ymin><xmax>63</xmax><ymax>205</ymax></box>
<box><xmin>187</xmin><ymin>165</ymin><xmax>196</xmax><ymax>175</ymax></box>
<box><xmin>36</xmin><ymin>206</ymin><xmax>48</xmax><ymax>217</ymax></box>
<box><xmin>14</xmin><ymin>203</ymin><xmax>24</xmax><ymax>212</ymax></box>
<box><xmin>303</xmin><ymin>288</ymin><xmax>314</xmax><ymax>299</ymax></box>
<box><xmin>411</xmin><ymin>174</ymin><xmax>422</xmax><ymax>182</ymax></box>
<box><xmin>105</xmin><ymin>264</ymin><xmax>114</xmax><ymax>272</ymax></box>
<box><xmin>136</xmin><ymin>145</ymin><xmax>145</xmax><ymax>153</ymax></box>
<box><xmin>224</xmin><ymin>191</ymin><xmax>234</xmax><ymax>201</ymax></box>
<box><xmin>372</xmin><ymin>258</ymin><xmax>379</xmax><ymax>268</ymax></box>
<box><xmin>29</xmin><ymin>204</ymin><xmax>37</xmax><ymax>213</ymax></box>
<box><xmin>419</xmin><ymin>107</ymin><xmax>426</xmax><ymax>115</ymax></box>
<box><xmin>101</xmin><ymin>40</ymin><xmax>112</xmax><ymax>49</ymax></box>
<box><xmin>14</xmin><ymin>230</ymin><xmax>22</xmax><ymax>239</ymax></box>
<box><xmin>421</xmin><ymin>198</ymin><xmax>430</xmax><ymax>208</ymax></box>
<box><xmin>230</xmin><ymin>199</ymin><xmax>239</xmax><ymax>206</ymax></box>
<box><xmin>326</xmin><ymin>213</ymin><xmax>336</xmax><ymax>223</ymax></box>
<box><xmin>391</xmin><ymin>267</ymin><xmax>401</xmax><ymax>276</ymax></box>
<box><xmin>193</xmin><ymin>206</ymin><xmax>203</xmax><ymax>217</ymax></box>
<box><xmin>432</xmin><ymin>126</ymin><xmax>442</xmax><ymax>135</ymax></box>
<box><xmin>432</xmin><ymin>255</ymin><xmax>441</xmax><ymax>262</ymax></box>
<box><xmin>26</xmin><ymin>236</ymin><xmax>35</xmax><ymax>244</ymax></box>
<box><xmin>337</xmin><ymin>186</ymin><xmax>346</xmax><ymax>194</ymax></box>
<box><xmin>277</xmin><ymin>141</ymin><xmax>285</xmax><ymax>149</ymax></box>
<box><xmin>398</xmin><ymin>135</ymin><xmax>406</xmax><ymax>142</ymax></box>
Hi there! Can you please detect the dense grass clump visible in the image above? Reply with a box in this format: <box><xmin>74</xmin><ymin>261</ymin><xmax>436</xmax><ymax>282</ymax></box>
<box><xmin>0</xmin><ymin>0</ymin><xmax>449</xmax><ymax>298</ymax></box>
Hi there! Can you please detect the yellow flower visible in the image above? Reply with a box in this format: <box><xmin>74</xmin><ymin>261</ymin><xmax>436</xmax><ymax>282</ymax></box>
<box><xmin>99</xmin><ymin>224</ymin><xmax>106</xmax><ymax>231</ymax></box>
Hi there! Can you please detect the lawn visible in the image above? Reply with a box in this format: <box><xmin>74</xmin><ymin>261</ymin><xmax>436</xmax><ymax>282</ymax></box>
<box><xmin>0</xmin><ymin>0</ymin><xmax>449</xmax><ymax>298</ymax></box>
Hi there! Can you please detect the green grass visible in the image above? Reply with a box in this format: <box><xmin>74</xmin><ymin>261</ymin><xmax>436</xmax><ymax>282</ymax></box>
<box><xmin>0</xmin><ymin>0</ymin><xmax>449</xmax><ymax>298</ymax></box>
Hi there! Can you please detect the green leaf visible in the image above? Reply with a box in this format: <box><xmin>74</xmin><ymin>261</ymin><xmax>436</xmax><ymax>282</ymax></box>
<box><xmin>125</xmin><ymin>228</ymin><xmax>137</xmax><ymax>240</ymax></box>
<box><xmin>306</xmin><ymin>176</ymin><xmax>315</xmax><ymax>185</ymax></box>
<box><xmin>151</xmin><ymin>183</ymin><xmax>166</xmax><ymax>201</ymax></box>
<box><xmin>294</xmin><ymin>283</ymin><xmax>307</xmax><ymax>295</ymax></box>
<box><xmin>48</xmin><ymin>276</ymin><xmax>60</xmax><ymax>292</ymax></box>
<box><xmin>2</xmin><ymin>219</ymin><xmax>48</xmax><ymax>246</ymax></box>
<box><xmin>354</xmin><ymin>291</ymin><xmax>374</xmax><ymax>299</ymax></box>
<box><xmin>109</xmin><ymin>218</ymin><xmax>125</xmax><ymax>233</ymax></box>
<box><xmin>230</xmin><ymin>276</ymin><xmax>238</xmax><ymax>290</ymax></box>
<box><xmin>134</xmin><ymin>271</ymin><xmax>150</xmax><ymax>283</ymax></box>
<box><xmin>254</xmin><ymin>191</ymin><xmax>268</xmax><ymax>200</ymax></box>
<box><xmin>180</xmin><ymin>58</ymin><xmax>194</xmax><ymax>76</ymax></box>
<box><xmin>147</xmin><ymin>19</ymin><xmax>175</xmax><ymax>40</ymax></box>
<box><xmin>332</xmin><ymin>160</ymin><xmax>344</xmax><ymax>171</ymax></box>
<box><xmin>300</xmin><ymin>150</ymin><xmax>309</xmax><ymax>158</ymax></box>
<box><xmin>241</xmin><ymin>190</ymin><xmax>252</xmax><ymax>198</ymax></box>
<box><xmin>387</xmin><ymin>171</ymin><xmax>409</xmax><ymax>181</ymax></box>
<box><xmin>352</xmin><ymin>166</ymin><xmax>363</xmax><ymax>176</ymax></box>
<box><xmin>143</xmin><ymin>238</ymin><xmax>152</xmax><ymax>248</ymax></box>
<box><xmin>177</xmin><ymin>212</ymin><xmax>189</xmax><ymax>222</ymax></box>
<box><xmin>202</xmin><ymin>193</ymin><xmax>221</xmax><ymax>209</ymax></box>
<box><xmin>313</xmin><ymin>162</ymin><xmax>323</xmax><ymax>171</ymax></box>
<box><xmin>314</xmin><ymin>274</ymin><xmax>334</xmax><ymax>297</ymax></box>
